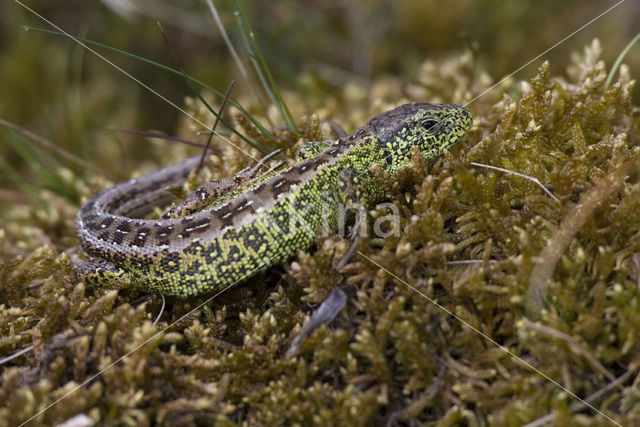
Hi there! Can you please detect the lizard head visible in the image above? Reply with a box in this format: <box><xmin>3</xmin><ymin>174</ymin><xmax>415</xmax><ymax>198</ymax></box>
<box><xmin>368</xmin><ymin>102</ymin><xmax>472</xmax><ymax>173</ymax></box>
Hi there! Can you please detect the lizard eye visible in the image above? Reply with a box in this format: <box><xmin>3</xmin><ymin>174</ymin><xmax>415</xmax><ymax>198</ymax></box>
<box><xmin>421</xmin><ymin>119</ymin><xmax>440</xmax><ymax>132</ymax></box>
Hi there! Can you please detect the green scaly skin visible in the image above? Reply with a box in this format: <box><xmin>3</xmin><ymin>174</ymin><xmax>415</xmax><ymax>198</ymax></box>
<box><xmin>75</xmin><ymin>103</ymin><xmax>472</xmax><ymax>297</ymax></box>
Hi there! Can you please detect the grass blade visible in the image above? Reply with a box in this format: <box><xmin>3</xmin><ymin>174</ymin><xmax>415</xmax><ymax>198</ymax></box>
<box><xmin>0</xmin><ymin>127</ymin><xmax>71</xmax><ymax>199</ymax></box>
<box><xmin>23</xmin><ymin>26</ymin><xmax>277</xmax><ymax>146</ymax></box>
<box><xmin>0</xmin><ymin>118</ymin><xmax>98</xmax><ymax>175</ymax></box>
<box><xmin>205</xmin><ymin>0</ymin><xmax>272</xmax><ymax>125</ymax></box>
<box><xmin>606</xmin><ymin>32</ymin><xmax>640</xmax><ymax>87</ymax></box>
<box><xmin>234</xmin><ymin>1</ymin><xmax>298</xmax><ymax>135</ymax></box>
<box><xmin>155</xmin><ymin>21</ymin><xmax>270</xmax><ymax>155</ymax></box>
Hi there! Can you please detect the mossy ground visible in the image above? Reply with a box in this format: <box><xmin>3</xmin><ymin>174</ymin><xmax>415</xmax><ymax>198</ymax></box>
<box><xmin>2</xmin><ymin>1</ymin><xmax>640</xmax><ymax>424</ymax></box>
<box><xmin>1</xmin><ymin>38</ymin><xmax>640</xmax><ymax>425</ymax></box>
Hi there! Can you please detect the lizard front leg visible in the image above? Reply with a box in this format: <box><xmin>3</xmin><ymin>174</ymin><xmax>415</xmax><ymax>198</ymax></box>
<box><xmin>74</xmin><ymin>260</ymin><xmax>129</xmax><ymax>289</ymax></box>
<box><xmin>287</xmin><ymin>166</ymin><xmax>379</xmax><ymax>356</ymax></box>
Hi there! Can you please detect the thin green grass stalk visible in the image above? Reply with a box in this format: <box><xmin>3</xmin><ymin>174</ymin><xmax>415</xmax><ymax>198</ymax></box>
<box><xmin>0</xmin><ymin>127</ymin><xmax>71</xmax><ymax>199</ymax></box>
<box><xmin>155</xmin><ymin>22</ymin><xmax>271</xmax><ymax>156</ymax></box>
<box><xmin>0</xmin><ymin>118</ymin><xmax>97</xmax><ymax>174</ymax></box>
<box><xmin>233</xmin><ymin>15</ymin><xmax>278</xmax><ymax>123</ymax></box>
<box><xmin>0</xmin><ymin>153</ymin><xmax>37</xmax><ymax>200</ymax></box>
<box><xmin>65</xmin><ymin>24</ymin><xmax>88</xmax><ymax>160</ymax></box>
<box><xmin>205</xmin><ymin>0</ymin><xmax>273</xmax><ymax>127</ymax></box>
<box><xmin>234</xmin><ymin>1</ymin><xmax>299</xmax><ymax>135</ymax></box>
<box><xmin>23</xmin><ymin>26</ymin><xmax>277</xmax><ymax>148</ymax></box>
<box><xmin>605</xmin><ymin>32</ymin><xmax>640</xmax><ymax>87</ymax></box>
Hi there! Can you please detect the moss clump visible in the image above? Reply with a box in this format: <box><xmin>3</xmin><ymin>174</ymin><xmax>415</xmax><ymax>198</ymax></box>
<box><xmin>1</xmin><ymin>39</ymin><xmax>640</xmax><ymax>425</ymax></box>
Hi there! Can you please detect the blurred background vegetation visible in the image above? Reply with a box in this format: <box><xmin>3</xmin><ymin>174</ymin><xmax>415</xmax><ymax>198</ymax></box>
<box><xmin>0</xmin><ymin>0</ymin><xmax>638</xmax><ymax>196</ymax></box>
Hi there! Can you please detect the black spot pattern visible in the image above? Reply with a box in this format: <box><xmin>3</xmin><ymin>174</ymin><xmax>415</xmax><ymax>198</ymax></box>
<box><xmin>116</xmin><ymin>221</ymin><xmax>132</xmax><ymax>233</ymax></box>
<box><xmin>156</xmin><ymin>225</ymin><xmax>174</xmax><ymax>246</ymax></box>
<box><xmin>133</xmin><ymin>227</ymin><xmax>150</xmax><ymax>247</ymax></box>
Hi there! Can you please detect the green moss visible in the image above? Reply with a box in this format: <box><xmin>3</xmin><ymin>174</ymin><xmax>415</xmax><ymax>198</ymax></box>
<box><xmin>1</xmin><ymin>38</ymin><xmax>640</xmax><ymax>426</ymax></box>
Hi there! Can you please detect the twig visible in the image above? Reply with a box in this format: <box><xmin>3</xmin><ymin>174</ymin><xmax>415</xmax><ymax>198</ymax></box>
<box><xmin>198</xmin><ymin>80</ymin><xmax>235</xmax><ymax>174</ymax></box>
<box><xmin>521</xmin><ymin>320</ymin><xmax>616</xmax><ymax>382</ymax></box>
<box><xmin>524</xmin><ymin>366</ymin><xmax>636</xmax><ymax>427</ymax></box>
<box><xmin>447</xmin><ymin>259</ymin><xmax>498</xmax><ymax>265</ymax></box>
<box><xmin>470</xmin><ymin>162</ymin><xmax>560</xmax><ymax>203</ymax></box>
<box><xmin>109</xmin><ymin>127</ymin><xmax>223</xmax><ymax>151</ymax></box>
<box><xmin>525</xmin><ymin>149</ymin><xmax>639</xmax><ymax>317</ymax></box>
<box><xmin>0</xmin><ymin>189</ymin><xmax>29</xmax><ymax>203</ymax></box>
<box><xmin>0</xmin><ymin>345</ymin><xmax>33</xmax><ymax>366</ymax></box>
<box><xmin>0</xmin><ymin>330</ymin><xmax>73</xmax><ymax>366</ymax></box>
<box><xmin>153</xmin><ymin>294</ymin><xmax>166</xmax><ymax>326</ymax></box>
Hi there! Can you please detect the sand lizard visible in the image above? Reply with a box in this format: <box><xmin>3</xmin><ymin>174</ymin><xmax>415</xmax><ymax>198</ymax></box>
<box><xmin>75</xmin><ymin>103</ymin><xmax>472</xmax><ymax>297</ymax></box>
